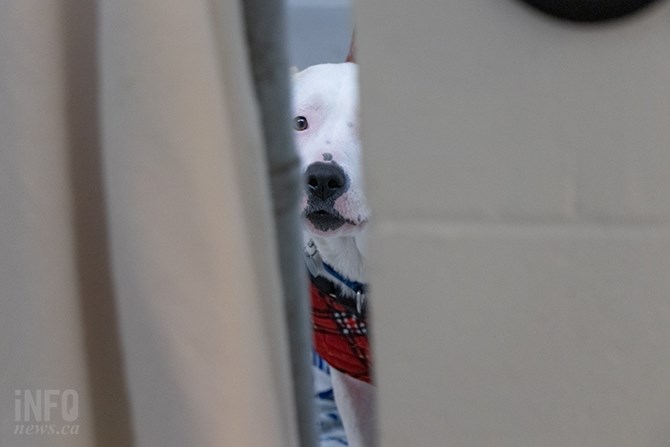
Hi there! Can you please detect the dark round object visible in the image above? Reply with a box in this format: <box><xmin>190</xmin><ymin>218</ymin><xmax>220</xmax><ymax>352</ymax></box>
<box><xmin>293</xmin><ymin>115</ymin><xmax>309</xmax><ymax>131</ymax></box>
<box><xmin>518</xmin><ymin>0</ymin><xmax>664</xmax><ymax>22</ymax></box>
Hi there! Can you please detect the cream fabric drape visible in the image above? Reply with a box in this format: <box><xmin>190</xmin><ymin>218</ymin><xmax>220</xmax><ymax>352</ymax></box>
<box><xmin>1</xmin><ymin>1</ymin><xmax>298</xmax><ymax>446</ymax></box>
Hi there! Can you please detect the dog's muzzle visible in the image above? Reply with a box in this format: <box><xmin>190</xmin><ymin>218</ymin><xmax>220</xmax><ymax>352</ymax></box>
<box><xmin>304</xmin><ymin>162</ymin><xmax>349</xmax><ymax>231</ymax></box>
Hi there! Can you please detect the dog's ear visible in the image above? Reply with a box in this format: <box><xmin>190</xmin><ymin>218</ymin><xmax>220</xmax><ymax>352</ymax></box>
<box><xmin>345</xmin><ymin>30</ymin><xmax>355</xmax><ymax>63</ymax></box>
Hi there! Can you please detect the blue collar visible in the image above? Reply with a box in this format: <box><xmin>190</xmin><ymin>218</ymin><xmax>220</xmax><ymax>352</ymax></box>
<box><xmin>322</xmin><ymin>261</ymin><xmax>367</xmax><ymax>295</ymax></box>
<box><xmin>305</xmin><ymin>239</ymin><xmax>368</xmax><ymax>314</ymax></box>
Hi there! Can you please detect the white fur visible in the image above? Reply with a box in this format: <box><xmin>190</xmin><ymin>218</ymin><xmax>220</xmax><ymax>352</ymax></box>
<box><xmin>293</xmin><ymin>63</ymin><xmax>375</xmax><ymax>446</ymax></box>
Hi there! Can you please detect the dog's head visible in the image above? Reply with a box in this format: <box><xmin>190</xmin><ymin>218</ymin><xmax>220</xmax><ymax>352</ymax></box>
<box><xmin>292</xmin><ymin>63</ymin><xmax>369</xmax><ymax>238</ymax></box>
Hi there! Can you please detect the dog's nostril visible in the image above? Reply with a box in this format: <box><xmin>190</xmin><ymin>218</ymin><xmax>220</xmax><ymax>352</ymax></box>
<box><xmin>327</xmin><ymin>179</ymin><xmax>342</xmax><ymax>189</ymax></box>
<box><xmin>308</xmin><ymin>176</ymin><xmax>319</xmax><ymax>189</ymax></box>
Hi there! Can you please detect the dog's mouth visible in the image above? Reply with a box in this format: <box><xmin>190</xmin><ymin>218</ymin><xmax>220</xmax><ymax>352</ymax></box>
<box><xmin>304</xmin><ymin>209</ymin><xmax>347</xmax><ymax>231</ymax></box>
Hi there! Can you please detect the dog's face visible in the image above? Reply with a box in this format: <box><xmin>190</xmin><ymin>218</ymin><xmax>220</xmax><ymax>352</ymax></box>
<box><xmin>292</xmin><ymin>63</ymin><xmax>369</xmax><ymax>238</ymax></box>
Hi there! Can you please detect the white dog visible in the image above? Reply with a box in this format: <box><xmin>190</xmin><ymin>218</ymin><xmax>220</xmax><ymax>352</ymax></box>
<box><xmin>293</xmin><ymin>62</ymin><xmax>375</xmax><ymax>447</ymax></box>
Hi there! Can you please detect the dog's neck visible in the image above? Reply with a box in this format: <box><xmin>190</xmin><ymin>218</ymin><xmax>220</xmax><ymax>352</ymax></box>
<box><xmin>310</xmin><ymin>235</ymin><xmax>365</xmax><ymax>283</ymax></box>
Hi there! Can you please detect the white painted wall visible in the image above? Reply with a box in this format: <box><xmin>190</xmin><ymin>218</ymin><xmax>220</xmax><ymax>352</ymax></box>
<box><xmin>357</xmin><ymin>1</ymin><xmax>670</xmax><ymax>446</ymax></box>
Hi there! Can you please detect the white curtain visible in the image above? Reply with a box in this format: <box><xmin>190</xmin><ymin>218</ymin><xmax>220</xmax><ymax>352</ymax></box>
<box><xmin>0</xmin><ymin>1</ymin><xmax>298</xmax><ymax>446</ymax></box>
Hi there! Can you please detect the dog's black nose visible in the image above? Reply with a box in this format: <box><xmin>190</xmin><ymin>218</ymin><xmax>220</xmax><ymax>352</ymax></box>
<box><xmin>305</xmin><ymin>162</ymin><xmax>347</xmax><ymax>201</ymax></box>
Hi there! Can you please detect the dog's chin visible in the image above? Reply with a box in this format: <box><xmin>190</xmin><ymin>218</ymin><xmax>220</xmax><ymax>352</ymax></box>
<box><xmin>303</xmin><ymin>210</ymin><xmax>367</xmax><ymax>237</ymax></box>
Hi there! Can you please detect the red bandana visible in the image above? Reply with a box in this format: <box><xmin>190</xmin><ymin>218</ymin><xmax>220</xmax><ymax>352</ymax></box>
<box><xmin>311</xmin><ymin>282</ymin><xmax>372</xmax><ymax>384</ymax></box>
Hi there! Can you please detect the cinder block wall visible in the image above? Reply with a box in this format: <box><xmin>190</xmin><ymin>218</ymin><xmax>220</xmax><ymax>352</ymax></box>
<box><xmin>358</xmin><ymin>1</ymin><xmax>670</xmax><ymax>446</ymax></box>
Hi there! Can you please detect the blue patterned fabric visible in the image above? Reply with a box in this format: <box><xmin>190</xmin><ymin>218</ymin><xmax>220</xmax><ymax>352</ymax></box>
<box><xmin>312</xmin><ymin>351</ymin><xmax>348</xmax><ymax>446</ymax></box>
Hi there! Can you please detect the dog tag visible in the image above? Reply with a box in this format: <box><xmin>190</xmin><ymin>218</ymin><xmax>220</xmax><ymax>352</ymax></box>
<box><xmin>356</xmin><ymin>291</ymin><xmax>365</xmax><ymax>314</ymax></box>
<box><xmin>304</xmin><ymin>240</ymin><xmax>323</xmax><ymax>277</ymax></box>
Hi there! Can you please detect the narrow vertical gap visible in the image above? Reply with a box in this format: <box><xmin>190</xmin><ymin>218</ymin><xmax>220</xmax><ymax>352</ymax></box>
<box><xmin>239</xmin><ymin>1</ymin><xmax>317</xmax><ymax>446</ymax></box>
<box><xmin>62</xmin><ymin>1</ymin><xmax>135</xmax><ymax>445</ymax></box>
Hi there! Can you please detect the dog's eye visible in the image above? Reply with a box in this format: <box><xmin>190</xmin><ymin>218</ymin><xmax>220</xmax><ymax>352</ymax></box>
<box><xmin>293</xmin><ymin>116</ymin><xmax>309</xmax><ymax>131</ymax></box>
